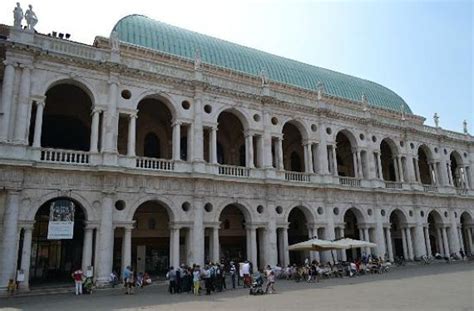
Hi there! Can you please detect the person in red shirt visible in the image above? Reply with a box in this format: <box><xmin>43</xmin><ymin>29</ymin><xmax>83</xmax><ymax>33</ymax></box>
<box><xmin>72</xmin><ymin>268</ymin><xmax>84</xmax><ymax>295</ymax></box>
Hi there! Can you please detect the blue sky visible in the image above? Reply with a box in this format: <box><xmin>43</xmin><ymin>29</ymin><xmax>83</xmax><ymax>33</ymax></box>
<box><xmin>1</xmin><ymin>0</ymin><xmax>472</xmax><ymax>132</ymax></box>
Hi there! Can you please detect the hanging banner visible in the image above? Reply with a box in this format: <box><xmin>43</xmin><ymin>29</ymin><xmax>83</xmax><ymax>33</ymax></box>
<box><xmin>47</xmin><ymin>200</ymin><xmax>75</xmax><ymax>240</ymax></box>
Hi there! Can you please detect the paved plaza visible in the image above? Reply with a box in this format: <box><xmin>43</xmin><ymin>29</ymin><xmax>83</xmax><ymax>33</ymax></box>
<box><xmin>1</xmin><ymin>262</ymin><xmax>473</xmax><ymax>311</ymax></box>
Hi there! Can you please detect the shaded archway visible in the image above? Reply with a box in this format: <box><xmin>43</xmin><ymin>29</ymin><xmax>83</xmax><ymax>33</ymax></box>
<box><xmin>218</xmin><ymin>204</ymin><xmax>248</xmax><ymax>264</ymax></box>
<box><xmin>380</xmin><ymin>139</ymin><xmax>398</xmax><ymax>181</ymax></box>
<box><xmin>29</xmin><ymin>198</ymin><xmax>86</xmax><ymax>286</ymax></box>
<box><xmin>336</xmin><ymin>131</ymin><xmax>356</xmax><ymax>177</ymax></box>
<box><xmin>136</xmin><ymin>98</ymin><xmax>173</xmax><ymax>159</ymax></box>
<box><xmin>460</xmin><ymin>212</ymin><xmax>473</xmax><ymax>256</ymax></box>
<box><xmin>389</xmin><ymin>210</ymin><xmax>410</xmax><ymax>259</ymax></box>
<box><xmin>343</xmin><ymin>208</ymin><xmax>364</xmax><ymax>260</ymax></box>
<box><xmin>287</xmin><ymin>207</ymin><xmax>312</xmax><ymax>264</ymax></box>
<box><xmin>450</xmin><ymin>151</ymin><xmax>464</xmax><ymax>188</ymax></box>
<box><xmin>41</xmin><ymin>84</ymin><xmax>92</xmax><ymax>151</ymax></box>
<box><xmin>217</xmin><ymin>111</ymin><xmax>245</xmax><ymax>166</ymax></box>
<box><xmin>282</xmin><ymin>122</ymin><xmax>305</xmax><ymax>172</ymax></box>
<box><xmin>418</xmin><ymin>145</ymin><xmax>433</xmax><ymax>184</ymax></box>
<box><xmin>128</xmin><ymin>201</ymin><xmax>171</xmax><ymax>276</ymax></box>
<box><xmin>427</xmin><ymin>210</ymin><xmax>444</xmax><ymax>256</ymax></box>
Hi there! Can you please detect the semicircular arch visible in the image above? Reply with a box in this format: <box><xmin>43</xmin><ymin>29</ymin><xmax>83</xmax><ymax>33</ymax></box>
<box><xmin>284</xmin><ymin>204</ymin><xmax>316</xmax><ymax>224</ymax></box>
<box><xmin>280</xmin><ymin>119</ymin><xmax>309</xmax><ymax>141</ymax></box>
<box><xmin>388</xmin><ymin>208</ymin><xmax>408</xmax><ymax>224</ymax></box>
<box><xmin>135</xmin><ymin>91</ymin><xmax>178</xmax><ymax>120</ymax></box>
<box><xmin>215</xmin><ymin>106</ymin><xmax>251</xmax><ymax>131</ymax></box>
<box><xmin>342</xmin><ymin>206</ymin><xmax>366</xmax><ymax>224</ymax></box>
<box><xmin>214</xmin><ymin>199</ymin><xmax>253</xmax><ymax>224</ymax></box>
<box><xmin>42</xmin><ymin>77</ymin><xmax>97</xmax><ymax>107</ymax></box>
<box><xmin>127</xmin><ymin>195</ymin><xmax>177</xmax><ymax>222</ymax></box>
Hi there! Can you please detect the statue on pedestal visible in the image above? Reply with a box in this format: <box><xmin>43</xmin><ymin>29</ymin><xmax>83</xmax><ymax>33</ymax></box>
<box><xmin>110</xmin><ymin>30</ymin><xmax>120</xmax><ymax>52</ymax></box>
<box><xmin>25</xmin><ymin>4</ymin><xmax>38</xmax><ymax>31</ymax></box>
<box><xmin>433</xmin><ymin>113</ymin><xmax>439</xmax><ymax>128</ymax></box>
<box><xmin>259</xmin><ymin>68</ymin><xmax>268</xmax><ymax>87</ymax></box>
<box><xmin>194</xmin><ymin>48</ymin><xmax>201</xmax><ymax>70</ymax></box>
<box><xmin>463</xmin><ymin>120</ymin><xmax>468</xmax><ymax>134</ymax></box>
<box><xmin>13</xmin><ymin>3</ymin><xmax>23</xmax><ymax>29</ymax></box>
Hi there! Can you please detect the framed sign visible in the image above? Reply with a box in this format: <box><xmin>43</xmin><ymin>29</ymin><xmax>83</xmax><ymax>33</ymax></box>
<box><xmin>47</xmin><ymin>200</ymin><xmax>75</xmax><ymax>240</ymax></box>
<box><xmin>17</xmin><ymin>269</ymin><xmax>25</xmax><ymax>282</ymax></box>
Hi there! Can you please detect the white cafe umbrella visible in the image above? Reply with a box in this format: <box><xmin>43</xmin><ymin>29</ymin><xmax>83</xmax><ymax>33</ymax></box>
<box><xmin>332</xmin><ymin>238</ymin><xmax>377</xmax><ymax>249</ymax></box>
<box><xmin>288</xmin><ymin>238</ymin><xmax>346</xmax><ymax>252</ymax></box>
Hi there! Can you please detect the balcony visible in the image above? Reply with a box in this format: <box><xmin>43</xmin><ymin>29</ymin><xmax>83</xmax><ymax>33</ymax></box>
<box><xmin>422</xmin><ymin>184</ymin><xmax>438</xmax><ymax>193</ymax></box>
<box><xmin>135</xmin><ymin>157</ymin><xmax>174</xmax><ymax>171</ymax></box>
<box><xmin>339</xmin><ymin>176</ymin><xmax>361</xmax><ymax>187</ymax></box>
<box><xmin>384</xmin><ymin>181</ymin><xmax>403</xmax><ymax>189</ymax></box>
<box><xmin>285</xmin><ymin>171</ymin><xmax>310</xmax><ymax>182</ymax></box>
<box><xmin>218</xmin><ymin>164</ymin><xmax>250</xmax><ymax>177</ymax></box>
<box><xmin>40</xmin><ymin>148</ymin><xmax>90</xmax><ymax>165</ymax></box>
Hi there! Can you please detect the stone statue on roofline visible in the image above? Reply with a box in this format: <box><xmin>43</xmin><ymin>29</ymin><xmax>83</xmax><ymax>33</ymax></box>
<box><xmin>316</xmin><ymin>81</ymin><xmax>324</xmax><ymax>100</ymax></box>
<box><xmin>110</xmin><ymin>30</ymin><xmax>120</xmax><ymax>52</ymax></box>
<box><xmin>13</xmin><ymin>3</ymin><xmax>23</xmax><ymax>29</ymax></box>
<box><xmin>259</xmin><ymin>68</ymin><xmax>268</xmax><ymax>87</ymax></box>
<box><xmin>24</xmin><ymin>4</ymin><xmax>38</xmax><ymax>32</ymax></box>
<box><xmin>433</xmin><ymin>113</ymin><xmax>439</xmax><ymax>128</ymax></box>
<box><xmin>361</xmin><ymin>93</ymin><xmax>369</xmax><ymax>111</ymax></box>
<box><xmin>463</xmin><ymin>120</ymin><xmax>468</xmax><ymax>134</ymax></box>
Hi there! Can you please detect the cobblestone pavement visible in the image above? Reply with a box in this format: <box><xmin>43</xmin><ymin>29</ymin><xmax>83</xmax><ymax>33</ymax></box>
<box><xmin>1</xmin><ymin>262</ymin><xmax>473</xmax><ymax>311</ymax></box>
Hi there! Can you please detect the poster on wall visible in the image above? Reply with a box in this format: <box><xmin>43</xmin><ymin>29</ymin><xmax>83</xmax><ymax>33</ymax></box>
<box><xmin>47</xmin><ymin>200</ymin><xmax>75</xmax><ymax>240</ymax></box>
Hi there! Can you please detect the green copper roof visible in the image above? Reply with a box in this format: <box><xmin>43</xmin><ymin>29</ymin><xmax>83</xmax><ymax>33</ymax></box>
<box><xmin>113</xmin><ymin>15</ymin><xmax>412</xmax><ymax>114</ymax></box>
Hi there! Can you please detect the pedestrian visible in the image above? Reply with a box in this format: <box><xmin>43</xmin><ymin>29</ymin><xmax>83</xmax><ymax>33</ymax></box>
<box><xmin>166</xmin><ymin>266</ymin><xmax>177</xmax><ymax>294</ymax></box>
<box><xmin>123</xmin><ymin>266</ymin><xmax>134</xmax><ymax>295</ymax></box>
<box><xmin>193</xmin><ymin>265</ymin><xmax>201</xmax><ymax>295</ymax></box>
<box><xmin>265</xmin><ymin>271</ymin><xmax>276</xmax><ymax>294</ymax></box>
<box><xmin>221</xmin><ymin>264</ymin><xmax>226</xmax><ymax>290</ymax></box>
<box><xmin>203</xmin><ymin>265</ymin><xmax>212</xmax><ymax>295</ymax></box>
<box><xmin>230</xmin><ymin>261</ymin><xmax>237</xmax><ymax>289</ymax></box>
<box><xmin>7</xmin><ymin>279</ymin><xmax>16</xmax><ymax>296</ymax></box>
<box><xmin>242</xmin><ymin>261</ymin><xmax>251</xmax><ymax>287</ymax></box>
<box><xmin>71</xmin><ymin>267</ymin><xmax>83</xmax><ymax>295</ymax></box>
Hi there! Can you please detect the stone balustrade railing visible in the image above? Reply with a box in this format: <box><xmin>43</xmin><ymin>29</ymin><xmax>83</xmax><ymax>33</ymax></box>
<box><xmin>218</xmin><ymin>164</ymin><xmax>250</xmax><ymax>177</ymax></box>
<box><xmin>40</xmin><ymin>36</ymin><xmax>106</xmax><ymax>61</ymax></box>
<box><xmin>423</xmin><ymin>184</ymin><xmax>438</xmax><ymax>193</ymax></box>
<box><xmin>339</xmin><ymin>176</ymin><xmax>362</xmax><ymax>187</ymax></box>
<box><xmin>40</xmin><ymin>148</ymin><xmax>90</xmax><ymax>164</ymax></box>
<box><xmin>385</xmin><ymin>181</ymin><xmax>403</xmax><ymax>189</ymax></box>
<box><xmin>136</xmin><ymin>157</ymin><xmax>174</xmax><ymax>171</ymax></box>
<box><xmin>285</xmin><ymin>171</ymin><xmax>310</xmax><ymax>182</ymax></box>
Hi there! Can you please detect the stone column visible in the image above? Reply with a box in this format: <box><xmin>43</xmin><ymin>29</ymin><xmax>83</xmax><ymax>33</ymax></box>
<box><xmin>210</xmin><ymin>126</ymin><xmax>217</xmax><ymax>164</ymax></box>
<box><xmin>121</xmin><ymin>226</ymin><xmax>132</xmax><ymax>274</ymax></box>
<box><xmin>96</xmin><ymin>195</ymin><xmax>114</xmax><ymax>284</ymax></box>
<box><xmin>401</xmin><ymin>227</ymin><xmax>408</xmax><ymax>259</ymax></box>
<box><xmin>172</xmin><ymin>121</ymin><xmax>181</xmax><ymax>161</ymax></box>
<box><xmin>0</xmin><ymin>61</ymin><xmax>16</xmax><ymax>142</ymax></box>
<box><xmin>277</xmin><ymin>137</ymin><xmax>284</xmax><ymax>170</ymax></box>
<box><xmin>424</xmin><ymin>226</ymin><xmax>432</xmax><ymax>257</ymax></box>
<box><xmin>406</xmin><ymin>227</ymin><xmax>414</xmax><ymax>260</ymax></box>
<box><xmin>374</xmin><ymin>218</ymin><xmax>386</xmax><ymax>258</ymax></box>
<box><xmin>441</xmin><ymin>227</ymin><xmax>450</xmax><ymax>257</ymax></box>
<box><xmin>465</xmin><ymin>227</ymin><xmax>473</xmax><ymax>254</ymax></box>
<box><xmin>212</xmin><ymin>226</ymin><xmax>219</xmax><ymax>263</ymax></box>
<box><xmin>103</xmin><ymin>79</ymin><xmax>119</xmax><ymax>153</ymax></box>
<box><xmin>13</xmin><ymin>65</ymin><xmax>32</xmax><ymax>144</ymax></box>
<box><xmin>436</xmin><ymin>228</ymin><xmax>443</xmax><ymax>254</ymax></box>
<box><xmin>282</xmin><ymin>227</ymin><xmax>290</xmax><ymax>266</ymax></box>
<box><xmin>393</xmin><ymin>158</ymin><xmax>400</xmax><ymax>181</ymax></box>
<box><xmin>186</xmin><ymin>124</ymin><xmax>193</xmax><ymax>161</ymax></box>
<box><xmin>363</xmin><ymin>227</ymin><xmax>370</xmax><ymax>254</ymax></box>
<box><xmin>82</xmin><ymin>225</ymin><xmax>95</xmax><ymax>273</ymax></box>
<box><xmin>357</xmin><ymin>150</ymin><xmax>363</xmax><ymax>178</ymax></box>
<box><xmin>192</xmin><ymin>96</ymin><xmax>204</xmax><ymax>162</ymax></box>
<box><xmin>265</xmin><ymin>218</ymin><xmax>278</xmax><ymax>267</ymax></box>
<box><xmin>317</xmin><ymin>142</ymin><xmax>329</xmax><ymax>175</ymax></box>
<box><xmin>332</xmin><ymin>145</ymin><xmax>338</xmax><ymax>176</ymax></box>
<box><xmin>339</xmin><ymin>227</ymin><xmax>347</xmax><ymax>261</ymax></box>
<box><xmin>457</xmin><ymin>227</ymin><xmax>465</xmax><ymax>252</ymax></box>
<box><xmin>32</xmin><ymin>99</ymin><xmax>46</xmax><ymax>148</ymax></box>
<box><xmin>248</xmin><ymin>226</ymin><xmax>258</xmax><ymax>267</ymax></box>
<box><xmin>385</xmin><ymin>227</ymin><xmax>394</xmax><ymax>262</ymax></box>
<box><xmin>377</xmin><ymin>153</ymin><xmax>383</xmax><ymax>179</ymax></box>
<box><xmin>245</xmin><ymin>133</ymin><xmax>255</xmax><ymax>168</ymax></box>
<box><xmin>0</xmin><ymin>191</ymin><xmax>20</xmax><ymax>290</ymax></box>
<box><xmin>406</xmin><ymin>156</ymin><xmax>416</xmax><ymax>183</ymax></box>
<box><xmin>304</xmin><ymin>143</ymin><xmax>313</xmax><ymax>173</ymax></box>
<box><xmin>397</xmin><ymin>156</ymin><xmax>404</xmax><ymax>182</ymax></box>
<box><xmin>352</xmin><ymin>150</ymin><xmax>359</xmax><ymax>178</ymax></box>
<box><xmin>127</xmin><ymin>113</ymin><xmax>137</xmax><ymax>157</ymax></box>
<box><xmin>192</xmin><ymin>199</ymin><xmax>204</xmax><ymax>265</ymax></box>
<box><xmin>90</xmin><ymin>108</ymin><xmax>101</xmax><ymax>153</ymax></box>
<box><xmin>170</xmin><ymin>226</ymin><xmax>181</xmax><ymax>268</ymax></box>
<box><xmin>414</xmin><ymin>223</ymin><xmax>426</xmax><ymax>258</ymax></box>
<box><xmin>19</xmin><ymin>223</ymin><xmax>34</xmax><ymax>290</ymax></box>
<box><xmin>414</xmin><ymin>158</ymin><xmax>421</xmax><ymax>182</ymax></box>
<box><xmin>446</xmin><ymin>163</ymin><xmax>453</xmax><ymax>186</ymax></box>
<box><xmin>256</xmin><ymin>135</ymin><xmax>264</xmax><ymax>168</ymax></box>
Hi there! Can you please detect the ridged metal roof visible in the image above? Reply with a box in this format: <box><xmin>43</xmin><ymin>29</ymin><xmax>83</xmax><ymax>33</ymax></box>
<box><xmin>113</xmin><ymin>14</ymin><xmax>412</xmax><ymax>114</ymax></box>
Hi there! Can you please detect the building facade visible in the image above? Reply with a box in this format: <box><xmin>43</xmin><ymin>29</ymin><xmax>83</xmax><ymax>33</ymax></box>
<box><xmin>0</xmin><ymin>14</ymin><xmax>473</xmax><ymax>290</ymax></box>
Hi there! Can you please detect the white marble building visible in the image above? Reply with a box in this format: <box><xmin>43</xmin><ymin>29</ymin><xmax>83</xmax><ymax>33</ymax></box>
<box><xmin>0</xmin><ymin>13</ymin><xmax>473</xmax><ymax>291</ymax></box>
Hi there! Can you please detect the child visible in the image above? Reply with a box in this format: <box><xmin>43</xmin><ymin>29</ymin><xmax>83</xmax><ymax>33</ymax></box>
<box><xmin>265</xmin><ymin>271</ymin><xmax>275</xmax><ymax>294</ymax></box>
<box><xmin>7</xmin><ymin>279</ymin><xmax>16</xmax><ymax>296</ymax></box>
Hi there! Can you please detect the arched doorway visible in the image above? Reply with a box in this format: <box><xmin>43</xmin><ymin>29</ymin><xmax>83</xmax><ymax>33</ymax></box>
<box><xmin>336</xmin><ymin>131</ymin><xmax>356</xmax><ymax>177</ymax></box>
<box><xmin>460</xmin><ymin>212</ymin><xmax>473</xmax><ymax>256</ymax></box>
<box><xmin>427</xmin><ymin>211</ymin><xmax>445</xmax><ymax>256</ymax></box>
<box><xmin>40</xmin><ymin>84</ymin><xmax>92</xmax><ymax>150</ymax></box>
<box><xmin>30</xmin><ymin>198</ymin><xmax>86</xmax><ymax>286</ymax></box>
<box><xmin>218</xmin><ymin>204</ymin><xmax>248</xmax><ymax>264</ymax></box>
<box><xmin>282</xmin><ymin>122</ymin><xmax>305</xmax><ymax>172</ymax></box>
<box><xmin>380</xmin><ymin>139</ymin><xmax>398</xmax><ymax>181</ymax></box>
<box><xmin>217</xmin><ymin>111</ymin><xmax>245</xmax><ymax>166</ymax></box>
<box><xmin>136</xmin><ymin>98</ymin><xmax>173</xmax><ymax>159</ymax></box>
<box><xmin>418</xmin><ymin>146</ymin><xmax>433</xmax><ymax>185</ymax></box>
<box><xmin>130</xmin><ymin>201</ymin><xmax>171</xmax><ymax>276</ymax></box>
<box><xmin>343</xmin><ymin>208</ymin><xmax>364</xmax><ymax>260</ymax></box>
<box><xmin>389</xmin><ymin>210</ymin><xmax>410</xmax><ymax>259</ymax></box>
<box><xmin>287</xmin><ymin>207</ymin><xmax>311</xmax><ymax>264</ymax></box>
